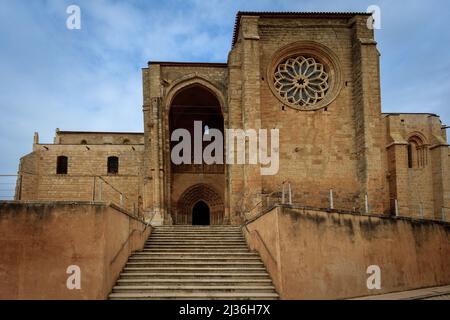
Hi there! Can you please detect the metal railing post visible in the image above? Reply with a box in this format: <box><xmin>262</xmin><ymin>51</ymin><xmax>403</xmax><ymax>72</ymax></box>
<box><xmin>92</xmin><ymin>176</ymin><xmax>96</xmax><ymax>201</ymax></box>
<box><xmin>420</xmin><ymin>203</ymin><xmax>424</xmax><ymax>219</ymax></box>
<box><xmin>329</xmin><ymin>189</ymin><xmax>334</xmax><ymax>210</ymax></box>
<box><xmin>98</xmin><ymin>180</ymin><xmax>103</xmax><ymax>201</ymax></box>
<box><xmin>364</xmin><ymin>194</ymin><xmax>369</xmax><ymax>214</ymax></box>
<box><xmin>288</xmin><ymin>183</ymin><xmax>292</xmax><ymax>205</ymax></box>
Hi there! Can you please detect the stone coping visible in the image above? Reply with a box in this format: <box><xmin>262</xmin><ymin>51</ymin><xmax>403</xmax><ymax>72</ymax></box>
<box><xmin>0</xmin><ymin>200</ymin><xmax>148</xmax><ymax>225</ymax></box>
<box><xmin>244</xmin><ymin>204</ymin><xmax>450</xmax><ymax>227</ymax></box>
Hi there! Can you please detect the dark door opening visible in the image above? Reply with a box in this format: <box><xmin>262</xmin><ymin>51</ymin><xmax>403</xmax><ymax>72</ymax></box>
<box><xmin>192</xmin><ymin>201</ymin><xmax>210</xmax><ymax>225</ymax></box>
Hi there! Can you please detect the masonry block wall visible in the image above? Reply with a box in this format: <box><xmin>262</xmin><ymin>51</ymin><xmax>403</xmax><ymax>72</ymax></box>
<box><xmin>384</xmin><ymin>114</ymin><xmax>450</xmax><ymax>219</ymax></box>
<box><xmin>16</xmin><ymin>132</ymin><xmax>144</xmax><ymax>213</ymax></box>
<box><xmin>229</xmin><ymin>13</ymin><xmax>388</xmax><ymax>214</ymax></box>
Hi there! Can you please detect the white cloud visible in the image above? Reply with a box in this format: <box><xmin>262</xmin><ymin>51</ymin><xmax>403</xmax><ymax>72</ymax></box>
<box><xmin>0</xmin><ymin>0</ymin><xmax>449</xmax><ymax>176</ymax></box>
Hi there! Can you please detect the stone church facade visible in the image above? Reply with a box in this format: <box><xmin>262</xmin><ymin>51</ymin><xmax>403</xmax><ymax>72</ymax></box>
<box><xmin>15</xmin><ymin>12</ymin><xmax>450</xmax><ymax>225</ymax></box>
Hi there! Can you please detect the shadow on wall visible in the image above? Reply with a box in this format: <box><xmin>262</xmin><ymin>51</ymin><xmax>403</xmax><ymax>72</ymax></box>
<box><xmin>243</xmin><ymin>206</ymin><xmax>450</xmax><ymax>300</ymax></box>
<box><xmin>0</xmin><ymin>202</ymin><xmax>151</xmax><ymax>300</ymax></box>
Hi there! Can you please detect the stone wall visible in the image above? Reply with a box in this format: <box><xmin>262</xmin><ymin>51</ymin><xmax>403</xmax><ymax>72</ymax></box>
<box><xmin>243</xmin><ymin>206</ymin><xmax>450</xmax><ymax>300</ymax></box>
<box><xmin>0</xmin><ymin>202</ymin><xmax>151</xmax><ymax>300</ymax></box>
<box><xmin>257</xmin><ymin>17</ymin><xmax>362</xmax><ymax>211</ymax></box>
<box><xmin>17</xmin><ymin>144</ymin><xmax>144</xmax><ymax>213</ymax></box>
<box><xmin>142</xmin><ymin>62</ymin><xmax>228</xmax><ymax>224</ymax></box>
<box><xmin>384</xmin><ymin>114</ymin><xmax>450</xmax><ymax>219</ymax></box>
<box><xmin>55</xmin><ymin>131</ymin><xmax>144</xmax><ymax>145</ymax></box>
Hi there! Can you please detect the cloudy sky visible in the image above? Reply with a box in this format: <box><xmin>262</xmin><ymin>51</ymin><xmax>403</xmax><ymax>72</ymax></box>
<box><xmin>0</xmin><ymin>0</ymin><xmax>449</xmax><ymax>178</ymax></box>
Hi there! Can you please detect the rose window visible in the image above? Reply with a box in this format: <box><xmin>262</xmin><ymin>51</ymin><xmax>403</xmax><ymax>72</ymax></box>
<box><xmin>274</xmin><ymin>56</ymin><xmax>329</xmax><ymax>108</ymax></box>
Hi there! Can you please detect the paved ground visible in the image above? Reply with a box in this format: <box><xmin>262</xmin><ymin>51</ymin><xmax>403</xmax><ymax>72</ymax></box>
<box><xmin>350</xmin><ymin>285</ymin><xmax>450</xmax><ymax>300</ymax></box>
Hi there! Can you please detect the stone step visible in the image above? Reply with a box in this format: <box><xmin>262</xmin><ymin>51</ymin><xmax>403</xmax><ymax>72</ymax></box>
<box><xmin>126</xmin><ymin>261</ymin><xmax>264</xmax><ymax>268</ymax></box>
<box><xmin>122</xmin><ymin>267</ymin><xmax>266</xmax><ymax>273</ymax></box>
<box><xmin>119</xmin><ymin>272</ymin><xmax>270</xmax><ymax>279</ymax></box>
<box><xmin>151</xmin><ymin>238</ymin><xmax>245</xmax><ymax>240</ymax></box>
<box><xmin>152</xmin><ymin>230</ymin><xmax>243</xmax><ymax>233</ymax></box>
<box><xmin>109</xmin><ymin>292</ymin><xmax>278</xmax><ymax>300</ymax></box>
<box><xmin>150</xmin><ymin>234</ymin><xmax>245</xmax><ymax>240</ymax></box>
<box><xmin>141</xmin><ymin>246</ymin><xmax>251</xmax><ymax>253</ymax></box>
<box><xmin>154</xmin><ymin>225</ymin><xmax>241</xmax><ymax>228</ymax></box>
<box><xmin>146</xmin><ymin>241</ymin><xmax>246</xmax><ymax>245</ymax></box>
<box><xmin>109</xmin><ymin>226</ymin><xmax>278</xmax><ymax>300</ymax></box>
<box><xmin>153</xmin><ymin>228</ymin><xmax>241</xmax><ymax>232</ymax></box>
<box><xmin>116</xmin><ymin>279</ymin><xmax>273</xmax><ymax>286</ymax></box>
<box><xmin>142</xmin><ymin>248</ymin><xmax>250</xmax><ymax>252</ymax></box>
<box><xmin>152</xmin><ymin>230</ymin><xmax>242</xmax><ymax>233</ymax></box>
<box><xmin>151</xmin><ymin>235</ymin><xmax>243</xmax><ymax>238</ymax></box>
<box><xmin>152</xmin><ymin>229</ymin><xmax>242</xmax><ymax>232</ymax></box>
<box><xmin>133</xmin><ymin>252</ymin><xmax>258</xmax><ymax>258</ymax></box>
<box><xmin>129</xmin><ymin>256</ymin><xmax>260</xmax><ymax>262</ymax></box>
<box><xmin>112</xmin><ymin>285</ymin><xmax>276</xmax><ymax>294</ymax></box>
<box><xmin>144</xmin><ymin>242</ymin><xmax>247</xmax><ymax>246</ymax></box>
<box><xmin>145</xmin><ymin>239</ymin><xmax>247</xmax><ymax>245</ymax></box>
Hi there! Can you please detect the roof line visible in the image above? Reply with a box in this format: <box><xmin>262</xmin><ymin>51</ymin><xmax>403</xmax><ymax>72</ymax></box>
<box><xmin>148</xmin><ymin>61</ymin><xmax>227</xmax><ymax>68</ymax></box>
<box><xmin>382</xmin><ymin>113</ymin><xmax>439</xmax><ymax>117</ymax></box>
<box><xmin>231</xmin><ymin>11</ymin><xmax>371</xmax><ymax>47</ymax></box>
<box><xmin>57</xmin><ymin>131</ymin><xmax>144</xmax><ymax>135</ymax></box>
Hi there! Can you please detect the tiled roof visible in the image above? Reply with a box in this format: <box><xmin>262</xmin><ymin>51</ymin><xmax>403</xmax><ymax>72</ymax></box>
<box><xmin>231</xmin><ymin>11</ymin><xmax>371</xmax><ymax>47</ymax></box>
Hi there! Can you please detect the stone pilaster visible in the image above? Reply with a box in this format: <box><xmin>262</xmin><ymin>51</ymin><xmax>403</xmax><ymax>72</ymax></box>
<box><xmin>143</xmin><ymin>64</ymin><xmax>165</xmax><ymax>225</ymax></box>
<box><xmin>239</xmin><ymin>16</ymin><xmax>263</xmax><ymax>214</ymax></box>
<box><xmin>429</xmin><ymin>117</ymin><xmax>450</xmax><ymax>219</ymax></box>
<box><xmin>351</xmin><ymin>16</ymin><xmax>387</xmax><ymax>214</ymax></box>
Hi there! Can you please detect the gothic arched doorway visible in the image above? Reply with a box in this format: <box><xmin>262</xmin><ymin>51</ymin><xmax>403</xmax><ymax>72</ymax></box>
<box><xmin>175</xmin><ymin>183</ymin><xmax>224</xmax><ymax>225</ymax></box>
<box><xmin>192</xmin><ymin>201</ymin><xmax>210</xmax><ymax>225</ymax></box>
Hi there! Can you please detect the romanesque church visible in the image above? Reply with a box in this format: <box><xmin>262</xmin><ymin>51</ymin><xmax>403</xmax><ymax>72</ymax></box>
<box><xmin>2</xmin><ymin>12</ymin><xmax>449</xmax><ymax>300</ymax></box>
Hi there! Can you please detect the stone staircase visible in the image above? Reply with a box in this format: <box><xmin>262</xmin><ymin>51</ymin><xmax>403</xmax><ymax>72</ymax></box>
<box><xmin>109</xmin><ymin>225</ymin><xmax>279</xmax><ymax>300</ymax></box>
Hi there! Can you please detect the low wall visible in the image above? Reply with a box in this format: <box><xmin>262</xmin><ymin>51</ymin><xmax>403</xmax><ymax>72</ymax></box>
<box><xmin>0</xmin><ymin>201</ymin><xmax>151</xmax><ymax>300</ymax></box>
<box><xmin>243</xmin><ymin>206</ymin><xmax>450</xmax><ymax>300</ymax></box>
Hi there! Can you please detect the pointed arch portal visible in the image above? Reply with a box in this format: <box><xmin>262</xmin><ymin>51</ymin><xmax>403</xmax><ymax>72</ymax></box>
<box><xmin>176</xmin><ymin>184</ymin><xmax>224</xmax><ymax>225</ymax></box>
<box><xmin>167</xmin><ymin>82</ymin><xmax>226</xmax><ymax>225</ymax></box>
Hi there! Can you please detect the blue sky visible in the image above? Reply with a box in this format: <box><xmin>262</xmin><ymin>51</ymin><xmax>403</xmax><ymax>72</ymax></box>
<box><xmin>0</xmin><ymin>0</ymin><xmax>449</xmax><ymax>176</ymax></box>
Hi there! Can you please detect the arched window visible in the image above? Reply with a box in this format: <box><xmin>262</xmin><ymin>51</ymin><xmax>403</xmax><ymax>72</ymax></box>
<box><xmin>80</xmin><ymin>140</ymin><xmax>87</xmax><ymax>145</ymax></box>
<box><xmin>407</xmin><ymin>143</ymin><xmax>413</xmax><ymax>168</ymax></box>
<box><xmin>407</xmin><ymin>136</ymin><xmax>427</xmax><ymax>169</ymax></box>
<box><xmin>107</xmin><ymin>156</ymin><xmax>119</xmax><ymax>175</ymax></box>
<box><xmin>123</xmin><ymin>139</ymin><xmax>130</xmax><ymax>145</ymax></box>
<box><xmin>56</xmin><ymin>156</ymin><xmax>68</xmax><ymax>174</ymax></box>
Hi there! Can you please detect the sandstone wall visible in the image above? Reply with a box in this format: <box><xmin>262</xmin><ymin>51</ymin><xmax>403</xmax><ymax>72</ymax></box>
<box><xmin>17</xmin><ymin>145</ymin><xmax>144</xmax><ymax>212</ymax></box>
<box><xmin>229</xmin><ymin>14</ymin><xmax>387</xmax><ymax>216</ymax></box>
<box><xmin>0</xmin><ymin>202</ymin><xmax>151</xmax><ymax>300</ymax></box>
<box><xmin>244</xmin><ymin>206</ymin><xmax>450</xmax><ymax>299</ymax></box>
<box><xmin>55</xmin><ymin>131</ymin><xmax>144</xmax><ymax>145</ymax></box>
<box><xmin>384</xmin><ymin>114</ymin><xmax>450</xmax><ymax>219</ymax></box>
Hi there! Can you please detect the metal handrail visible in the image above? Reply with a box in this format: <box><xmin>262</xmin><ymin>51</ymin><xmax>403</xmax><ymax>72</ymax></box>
<box><xmin>2</xmin><ymin>172</ymin><xmax>137</xmax><ymax>213</ymax></box>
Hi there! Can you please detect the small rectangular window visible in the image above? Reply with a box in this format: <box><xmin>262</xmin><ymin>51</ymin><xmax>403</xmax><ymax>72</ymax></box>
<box><xmin>57</xmin><ymin>156</ymin><xmax>68</xmax><ymax>174</ymax></box>
<box><xmin>107</xmin><ymin>156</ymin><xmax>119</xmax><ymax>175</ymax></box>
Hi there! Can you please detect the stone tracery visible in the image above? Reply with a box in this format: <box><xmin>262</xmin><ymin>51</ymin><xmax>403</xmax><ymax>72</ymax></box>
<box><xmin>274</xmin><ymin>56</ymin><xmax>329</xmax><ymax>109</ymax></box>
